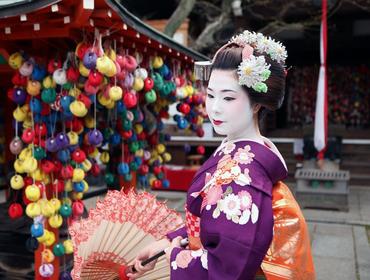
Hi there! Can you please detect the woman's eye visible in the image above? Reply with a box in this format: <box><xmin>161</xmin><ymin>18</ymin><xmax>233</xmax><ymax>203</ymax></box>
<box><xmin>207</xmin><ymin>93</ymin><xmax>214</xmax><ymax>98</ymax></box>
<box><xmin>224</xmin><ymin>97</ymin><xmax>235</xmax><ymax>101</ymax></box>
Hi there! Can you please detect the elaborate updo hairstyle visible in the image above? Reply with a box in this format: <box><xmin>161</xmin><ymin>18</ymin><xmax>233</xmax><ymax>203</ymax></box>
<box><xmin>211</xmin><ymin>44</ymin><xmax>286</xmax><ymax>120</ymax></box>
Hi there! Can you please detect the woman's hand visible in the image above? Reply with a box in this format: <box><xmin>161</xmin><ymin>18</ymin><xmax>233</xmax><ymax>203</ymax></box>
<box><xmin>127</xmin><ymin>238</ymin><xmax>170</xmax><ymax>280</ymax></box>
<box><xmin>165</xmin><ymin>236</ymin><xmax>183</xmax><ymax>263</ymax></box>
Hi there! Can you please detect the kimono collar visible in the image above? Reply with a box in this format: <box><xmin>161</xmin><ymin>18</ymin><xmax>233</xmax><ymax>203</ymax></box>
<box><xmin>214</xmin><ymin>137</ymin><xmax>288</xmax><ymax>184</ymax></box>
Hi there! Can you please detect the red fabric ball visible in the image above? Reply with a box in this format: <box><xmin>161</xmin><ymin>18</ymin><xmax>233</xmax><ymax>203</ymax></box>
<box><xmin>197</xmin><ymin>145</ymin><xmax>205</xmax><ymax>155</ymax></box>
<box><xmin>71</xmin><ymin>149</ymin><xmax>86</xmax><ymax>163</ymax></box>
<box><xmin>8</xmin><ymin>203</ymin><xmax>23</xmax><ymax>219</ymax></box>
<box><xmin>60</xmin><ymin>165</ymin><xmax>73</xmax><ymax>179</ymax></box>
<box><xmin>41</xmin><ymin>160</ymin><xmax>55</xmax><ymax>174</ymax></box>
<box><xmin>72</xmin><ymin>201</ymin><xmax>84</xmax><ymax>217</ymax></box>
<box><xmin>123</xmin><ymin>91</ymin><xmax>137</xmax><ymax>108</ymax></box>
<box><xmin>47</xmin><ymin>58</ymin><xmax>62</xmax><ymax>74</ymax></box>
<box><xmin>88</xmin><ymin>71</ymin><xmax>103</xmax><ymax>87</ymax></box>
<box><xmin>77</xmin><ymin>94</ymin><xmax>92</xmax><ymax>109</ymax></box>
<box><xmin>91</xmin><ymin>163</ymin><xmax>100</xmax><ymax>177</ymax></box>
<box><xmin>21</xmin><ymin>128</ymin><xmax>35</xmax><ymax>144</ymax></box>
<box><xmin>152</xmin><ymin>180</ymin><xmax>162</xmax><ymax>189</ymax></box>
<box><xmin>41</xmin><ymin>102</ymin><xmax>51</xmax><ymax>116</ymax></box>
<box><xmin>35</xmin><ymin>123</ymin><xmax>47</xmax><ymax>137</ymax></box>
<box><xmin>67</xmin><ymin>67</ymin><xmax>80</xmax><ymax>83</ymax></box>
<box><xmin>12</xmin><ymin>71</ymin><xmax>27</xmax><ymax>86</ymax></box>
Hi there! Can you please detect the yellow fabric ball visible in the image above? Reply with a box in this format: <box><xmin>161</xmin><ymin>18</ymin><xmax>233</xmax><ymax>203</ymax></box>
<box><xmin>109</xmin><ymin>86</ymin><xmax>123</xmax><ymax>101</ymax></box>
<box><xmin>63</xmin><ymin>239</ymin><xmax>74</xmax><ymax>254</ymax></box>
<box><xmin>14</xmin><ymin>159</ymin><xmax>24</xmax><ymax>173</ymax></box>
<box><xmin>64</xmin><ymin>180</ymin><xmax>73</xmax><ymax>192</ymax></box>
<box><xmin>8</xmin><ymin>52</ymin><xmax>23</xmax><ymax>69</ymax></box>
<box><xmin>37</xmin><ymin>230</ymin><xmax>50</xmax><ymax>243</ymax></box>
<box><xmin>70</xmin><ymin>101</ymin><xmax>88</xmax><ymax>118</ymax></box>
<box><xmin>44</xmin><ymin>231</ymin><xmax>56</xmax><ymax>247</ymax></box>
<box><xmin>10</xmin><ymin>174</ymin><xmax>24</xmax><ymax>190</ymax></box>
<box><xmin>50</xmin><ymin>198</ymin><xmax>61</xmax><ymax>212</ymax></box>
<box><xmin>68</xmin><ymin>131</ymin><xmax>79</xmax><ymax>145</ymax></box>
<box><xmin>41</xmin><ymin>200</ymin><xmax>55</xmax><ymax>217</ymax></box>
<box><xmin>69</xmin><ymin>87</ymin><xmax>81</xmax><ymax>98</ymax></box>
<box><xmin>25</xmin><ymin>184</ymin><xmax>41</xmax><ymax>202</ymax></box>
<box><xmin>26</xmin><ymin>202</ymin><xmax>41</xmax><ymax>218</ymax></box>
<box><xmin>152</xmin><ymin>56</ymin><xmax>164</xmax><ymax>69</ymax></box>
<box><xmin>72</xmin><ymin>192</ymin><xmax>83</xmax><ymax>200</ymax></box>
<box><xmin>84</xmin><ymin>115</ymin><xmax>95</xmax><ymax>129</ymax></box>
<box><xmin>81</xmin><ymin>159</ymin><xmax>92</xmax><ymax>172</ymax></box>
<box><xmin>48</xmin><ymin>214</ymin><xmax>63</xmax><ymax>228</ymax></box>
<box><xmin>13</xmin><ymin>107</ymin><xmax>28</xmax><ymax>122</ymax></box>
<box><xmin>163</xmin><ymin>152</ymin><xmax>172</xmax><ymax>162</ymax></box>
<box><xmin>156</xmin><ymin>144</ymin><xmax>166</xmax><ymax>154</ymax></box>
<box><xmin>79</xmin><ymin>61</ymin><xmax>90</xmax><ymax>77</ymax></box>
<box><xmin>100</xmin><ymin>151</ymin><xmax>110</xmax><ymax>163</ymax></box>
<box><xmin>72</xmin><ymin>168</ymin><xmax>85</xmax><ymax>182</ymax></box>
<box><xmin>23</xmin><ymin>157</ymin><xmax>38</xmax><ymax>173</ymax></box>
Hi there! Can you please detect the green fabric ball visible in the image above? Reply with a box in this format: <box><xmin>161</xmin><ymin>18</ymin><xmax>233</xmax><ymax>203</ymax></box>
<box><xmin>103</xmin><ymin>128</ymin><xmax>114</xmax><ymax>141</ymax></box>
<box><xmin>34</xmin><ymin>147</ymin><xmax>46</xmax><ymax>160</ymax></box>
<box><xmin>157</xmin><ymin>172</ymin><xmax>164</xmax><ymax>180</ymax></box>
<box><xmin>122</xmin><ymin>119</ymin><xmax>132</xmax><ymax>131</ymax></box>
<box><xmin>59</xmin><ymin>204</ymin><xmax>72</xmax><ymax>217</ymax></box>
<box><xmin>129</xmin><ymin>161</ymin><xmax>138</xmax><ymax>171</ymax></box>
<box><xmin>145</xmin><ymin>90</ymin><xmax>157</xmax><ymax>104</ymax></box>
<box><xmin>63</xmin><ymin>82</ymin><xmax>73</xmax><ymax>90</ymax></box>
<box><xmin>53</xmin><ymin>242</ymin><xmax>65</xmax><ymax>257</ymax></box>
<box><xmin>41</xmin><ymin>88</ymin><xmax>57</xmax><ymax>104</ymax></box>
<box><xmin>160</xmin><ymin>82</ymin><xmax>172</xmax><ymax>96</ymax></box>
<box><xmin>124</xmin><ymin>173</ymin><xmax>132</xmax><ymax>182</ymax></box>
<box><xmin>105</xmin><ymin>173</ymin><xmax>115</xmax><ymax>185</ymax></box>
<box><xmin>129</xmin><ymin>142</ymin><xmax>140</xmax><ymax>153</ymax></box>
<box><xmin>152</xmin><ymin>73</ymin><xmax>164</xmax><ymax>91</ymax></box>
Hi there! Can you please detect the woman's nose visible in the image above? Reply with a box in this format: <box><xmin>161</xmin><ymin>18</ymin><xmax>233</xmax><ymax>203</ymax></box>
<box><xmin>211</xmin><ymin>98</ymin><xmax>223</xmax><ymax>114</ymax></box>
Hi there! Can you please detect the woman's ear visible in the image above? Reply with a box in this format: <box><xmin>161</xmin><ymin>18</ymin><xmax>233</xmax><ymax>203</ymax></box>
<box><xmin>253</xmin><ymin>104</ymin><xmax>261</xmax><ymax>114</ymax></box>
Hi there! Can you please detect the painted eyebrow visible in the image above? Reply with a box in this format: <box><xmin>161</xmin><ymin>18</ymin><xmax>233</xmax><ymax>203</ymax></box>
<box><xmin>207</xmin><ymin>88</ymin><xmax>238</xmax><ymax>93</ymax></box>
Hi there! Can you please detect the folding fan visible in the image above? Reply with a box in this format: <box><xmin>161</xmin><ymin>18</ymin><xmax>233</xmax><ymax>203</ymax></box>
<box><xmin>69</xmin><ymin>190</ymin><xmax>184</xmax><ymax>280</ymax></box>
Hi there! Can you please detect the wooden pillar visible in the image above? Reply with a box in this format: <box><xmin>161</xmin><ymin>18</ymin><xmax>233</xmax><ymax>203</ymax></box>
<box><xmin>120</xmin><ymin>171</ymin><xmax>136</xmax><ymax>193</ymax></box>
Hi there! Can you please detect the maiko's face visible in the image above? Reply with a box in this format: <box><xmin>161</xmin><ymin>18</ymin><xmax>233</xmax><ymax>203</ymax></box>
<box><xmin>206</xmin><ymin>70</ymin><xmax>255</xmax><ymax>139</ymax></box>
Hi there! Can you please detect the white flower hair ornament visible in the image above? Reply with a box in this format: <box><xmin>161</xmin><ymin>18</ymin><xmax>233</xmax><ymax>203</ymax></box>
<box><xmin>229</xmin><ymin>31</ymin><xmax>287</xmax><ymax>93</ymax></box>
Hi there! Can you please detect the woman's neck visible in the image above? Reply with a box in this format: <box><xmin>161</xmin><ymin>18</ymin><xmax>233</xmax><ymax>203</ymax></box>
<box><xmin>226</xmin><ymin>119</ymin><xmax>263</xmax><ymax>143</ymax></box>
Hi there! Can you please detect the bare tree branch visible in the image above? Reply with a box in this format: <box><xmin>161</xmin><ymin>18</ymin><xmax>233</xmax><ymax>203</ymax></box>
<box><xmin>163</xmin><ymin>0</ymin><xmax>196</xmax><ymax>37</ymax></box>
<box><xmin>195</xmin><ymin>1</ymin><xmax>222</xmax><ymax>14</ymax></box>
<box><xmin>192</xmin><ymin>0</ymin><xmax>234</xmax><ymax>51</ymax></box>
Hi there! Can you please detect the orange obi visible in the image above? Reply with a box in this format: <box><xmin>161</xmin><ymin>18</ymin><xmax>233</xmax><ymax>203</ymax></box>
<box><xmin>260</xmin><ymin>181</ymin><xmax>316</xmax><ymax>280</ymax></box>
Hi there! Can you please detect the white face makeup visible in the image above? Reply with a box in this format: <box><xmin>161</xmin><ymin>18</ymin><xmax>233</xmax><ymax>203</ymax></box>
<box><xmin>206</xmin><ymin>70</ymin><xmax>258</xmax><ymax>141</ymax></box>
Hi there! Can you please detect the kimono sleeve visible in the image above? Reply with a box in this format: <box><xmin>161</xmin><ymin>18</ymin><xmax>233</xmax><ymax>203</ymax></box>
<box><xmin>166</xmin><ymin>226</ymin><xmax>187</xmax><ymax>241</ymax></box>
<box><xmin>169</xmin><ymin>185</ymin><xmax>274</xmax><ymax>280</ymax></box>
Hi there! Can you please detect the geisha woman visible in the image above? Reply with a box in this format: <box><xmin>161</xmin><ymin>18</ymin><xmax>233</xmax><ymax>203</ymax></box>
<box><xmin>127</xmin><ymin>30</ymin><xmax>315</xmax><ymax>280</ymax></box>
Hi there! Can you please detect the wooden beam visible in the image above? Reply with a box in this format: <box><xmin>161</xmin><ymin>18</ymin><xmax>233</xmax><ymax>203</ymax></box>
<box><xmin>0</xmin><ymin>26</ymin><xmax>71</xmax><ymax>41</ymax></box>
<box><xmin>71</xmin><ymin>0</ymin><xmax>94</xmax><ymax>27</ymax></box>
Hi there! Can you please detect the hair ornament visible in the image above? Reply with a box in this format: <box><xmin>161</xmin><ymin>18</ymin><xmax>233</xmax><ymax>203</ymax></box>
<box><xmin>228</xmin><ymin>30</ymin><xmax>287</xmax><ymax>93</ymax></box>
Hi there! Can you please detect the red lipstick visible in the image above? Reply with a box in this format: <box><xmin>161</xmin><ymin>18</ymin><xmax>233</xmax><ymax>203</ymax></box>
<box><xmin>213</xmin><ymin>120</ymin><xmax>223</xmax><ymax>126</ymax></box>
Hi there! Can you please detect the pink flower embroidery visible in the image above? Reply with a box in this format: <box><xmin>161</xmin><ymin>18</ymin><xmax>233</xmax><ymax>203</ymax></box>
<box><xmin>234</xmin><ymin>145</ymin><xmax>255</xmax><ymax>165</ymax></box>
<box><xmin>217</xmin><ymin>154</ymin><xmax>231</xmax><ymax>169</ymax></box>
<box><xmin>205</xmin><ymin>186</ymin><xmax>223</xmax><ymax>206</ymax></box>
<box><xmin>175</xmin><ymin>250</ymin><xmax>194</xmax><ymax>269</ymax></box>
<box><xmin>238</xmin><ymin>190</ymin><xmax>252</xmax><ymax>210</ymax></box>
<box><xmin>222</xmin><ymin>142</ymin><xmax>236</xmax><ymax>155</ymax></box>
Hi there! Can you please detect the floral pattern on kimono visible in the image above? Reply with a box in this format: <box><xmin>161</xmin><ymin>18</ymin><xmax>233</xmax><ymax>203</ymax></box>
<box><xmin>167</xmin><ymin>140</ymin><xmax>288</xmax><ymax>280</ymax></box>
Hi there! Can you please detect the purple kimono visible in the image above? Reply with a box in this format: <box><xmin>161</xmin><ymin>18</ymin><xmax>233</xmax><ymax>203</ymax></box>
<box><xmin>167</xmin><ymin>140</ymin><xmax>288</xmax><ymax>280</ymax></box>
